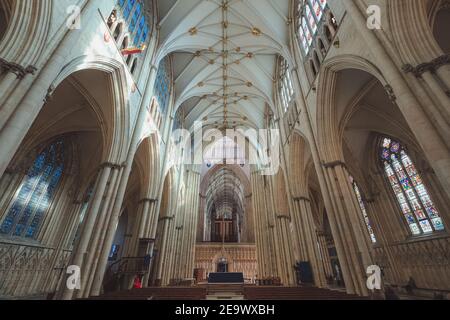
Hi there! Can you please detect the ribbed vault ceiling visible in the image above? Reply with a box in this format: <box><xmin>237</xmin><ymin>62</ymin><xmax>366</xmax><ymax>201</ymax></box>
<box><xmin>206</xmin><ymin>167</ymin><xmax>244</xmax><ymax>219</ymax></box>
<box><xmin>157</xmin><ymin>0</ymin><xmax>292</xmax><ymax>131</ymax></box>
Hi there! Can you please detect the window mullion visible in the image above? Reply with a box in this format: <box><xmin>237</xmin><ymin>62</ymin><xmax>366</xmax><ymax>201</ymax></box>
<box><xmin>389</xmin><ymin>162</ymin><xmax>422</xmax><ymax>235</ymax></box>
<box><xmin>304</xmin><ymin>4</ymin><xmax>315</xmax><ymax>36</ymax></box>
<box><xmin>8</xmin><ymin>169</ymin><xmax>46</xmax><ymax>236</ymax></box>
<box><xmin>401</xmin><ymin>156</ymin><xmax>436</xmax><ymax>232</ymax></box>
<box><xmin>24</xmin><ymin>166</ymin><xmax>60</xmax><ymax>238</ymax></box>
<box><xmin>308</xmin><ymin>0</ymin><xmax>321</xmax><ymax>24</ymax></box>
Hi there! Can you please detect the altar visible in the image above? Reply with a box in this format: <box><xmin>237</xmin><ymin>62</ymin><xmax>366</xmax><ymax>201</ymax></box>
<box><xmin>194</xmin><ymin>243</ymin><xmax>257</xmax><ymax>283</ymax></box>
<box><xmin>208</xmin><ymin>272</ymin><xmax>244</xmax><ymax>284</ymax></box>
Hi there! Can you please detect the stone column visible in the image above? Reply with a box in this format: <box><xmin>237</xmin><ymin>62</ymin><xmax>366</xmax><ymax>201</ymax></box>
<box><xmin>60</xmin><ymin>163</ymin><xmax>113</xmax><ymax>300</ymax></box>
<box><xmin>322</xmin><ymin>162</ymin><xmax>372</xmax><ymax>296</ymax></box>
<box><xmin>172</xmin><ymin>168</ymin><xmax>201</xmax><ymax>280</ymax></box>
<box><xmin>292</xmin><ymin>196</ymin><xmax>327</xmax><ymax>288</ymax></box>
<box><xmin>79</xmin><ymin>165</ymin><xmax>122</xmax><ymax>298</ymax></box>
<box><xmin>250</xmin><ymin>170</ymin><xmax>273</xmax><ymax>279</ymax></box>
<box><xmin>86</xmin><ymin>54</ymin><xmax>160</xmax><ymax>296</ymax></box>
<box><xmin>153</xmin><ymin>216</ymin><xmax>173</xmax><ymax>285</ymax></box>
<box><xmin>317</xmin><ymin>231</ymin><xmax>333</xmax><ymax>279</ymax></box>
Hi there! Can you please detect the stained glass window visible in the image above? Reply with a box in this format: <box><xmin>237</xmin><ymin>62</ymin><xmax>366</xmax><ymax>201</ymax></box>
<box><xmin>350</xmin><ymin>176</ymin><xmax>377</xmax><ymax>243</ymax></box>
<box><xmin>0</xmin><ymin>139</ymin><xmax>65</xmax><ymax>239</ymax></box>
<box><xmin>115</xmin><ymin>0</ymin><xmax>150</xmax><ymax>48</ymax></box>
<box><xmin>381</xmin><ymin>137</ymin><xmax>445</xmax><ymax>235</ymax></box>
<box><xmin>154</xmin><ymin>57</ymin><xmax>172</xmax><ymax>115</ymax></box>
<box><xmin>279</xmin><ymin>59</ymin><xmax>294</xmax><ymax>113</ymax></box>
<box><xmin>296</xmin><ymin>0</ymin><xmax>329</xmax><ymax>55</ymax></box>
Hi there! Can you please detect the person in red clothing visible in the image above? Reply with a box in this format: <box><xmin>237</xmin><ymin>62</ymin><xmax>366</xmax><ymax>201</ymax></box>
<box><xmin>133</xmin><ymin>275</ymin><xmax>143</xmax><ymax>289</ymax></box>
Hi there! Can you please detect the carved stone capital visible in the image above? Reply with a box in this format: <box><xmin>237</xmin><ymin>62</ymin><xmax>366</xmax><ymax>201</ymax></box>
<box><xmin>99</xmin><ymin>162</ymin><xmax>122</xmax><ymax>170</ymax></box>
<box><xmin>402</xmin><ymin>54</ymin><xmax>450</xmax><ymax>78</ymax></box>
<box><xmin>0</xmin><ymin>58</ymin><xmax>37</xmax><ymax>79</ymax></box>
<box><xmin>293</xmin><ymin>196</ymin><xmax>311</xmax><ymax>203</ymax></box>
<box><xmin>139</xmin><ymin>198</ymin><xmax>158</xmax><ymax>204</ymax></box>
<box><xmin>322</xmin><ymin>160</ymin><xmax>346</xmax><ymax>169</ymax></box>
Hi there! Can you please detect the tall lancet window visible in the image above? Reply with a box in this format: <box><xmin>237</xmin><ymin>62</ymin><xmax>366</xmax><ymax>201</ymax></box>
<box><xmin>279</xmin><ymin>59</ymin><xmax>294</xmax><ymax>113</ymax></box>
<box><xmin>380</xmin><ymin>138</ymin><xmax>445</xmax><ymax>235</ymax></box>
<box><xmin>116</xmin><ymin>0</ymin><xmax>150</xmax><ymax>46</ymax></box>
<box><xmin>0</xmin><ymin>139</ymin><xmax>65</xmax><ymax>239</ymax></box>
<box><xmin>296</xmin><ymin>0</ymin><xmax>328</xmax><ymax>55</ymax></box>
<box><xmin>154</xmin><ymin>57</ymin><xmax>172</xmax><ymax>115</ymax></box>
<box><xmin>350</xmin><ymin>176</ymin><xmax>377</xmax><ymax>243</ymax></box>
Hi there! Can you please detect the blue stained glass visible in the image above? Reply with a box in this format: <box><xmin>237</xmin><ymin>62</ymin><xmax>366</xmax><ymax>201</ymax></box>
<box><xmin>141</xmin><ymin>25</ymin><xmax>149</xmax><ymax>43</ymax></box>
<box><xmin>400</xmin><ymin>179</ymin><xmax>412</xmax><ymax>190</ymax></box>
<box><xmin>154</xmin><ymin>58</ymin><xmax>171</xmax><ymax>115</ymax></box>
<box><xmin>130</xmin><ymin>3</ymin><xmax>141</xmax><ymax>32</ymax></box>
<box><xmin>406</xmin><ymin>214</ymin><xmax>415</xmax><ymax>224</ymax></box>
<box><xmin>123</xmin><ymin>0</ymin><xmax>135</xmax><ymax>20</ymax></box>
<box><xmin>0</xmin><ymin>139</ymin><xmax>65</xmax><ymax>238</ymax></box>
<box><xmin>114</xmin><ymin>0</ymin><xmax>150</xmax><ymax>51</ymax></box>
<box><xmin>134</xmin><ymin>16</ymin><xmax>146</xmax><ymax>45</ymax></box>
<box><xmin>390</xmin><ymin>142</ymin><xmax>400</xmax><ymax>153</ymax></box>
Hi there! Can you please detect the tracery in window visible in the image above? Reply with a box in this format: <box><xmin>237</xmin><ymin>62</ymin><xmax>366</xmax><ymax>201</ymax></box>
<box><xmin>279</xmin><ymin>59</ymin><xmax>294</xmax><ymax>113</ymax></box>
<box><xmin>154</xmin><ymin>57</ymin><xmax>172</xmax><ymax>115</ymax></box>
<box><xmin>380</xmin><ymin>138</ymin><xmax>445</xmax><ymax>235</ymax></box>
<box><xmin>108</xmin><ymin>0</ymin><xmax>151</xmax><ymax>68</ymax></box>
<box><xmin>115</xmin><ymin>0</ymin><xmax>150</xmax><ymax>46</ymax></box>
<box><xmin>0</xmin><ymin>139</ymin><xmax>65</xmax><ymax>239</ymax></box>
<box><xmin>296</xmin><ymin>0</ymin><xmax>328</xmax><ymax>55</ymax></box>
<box><xmin>296</xmin><ymin>0</ymin><xmax>338</xmax><ymax>81</ymax></box>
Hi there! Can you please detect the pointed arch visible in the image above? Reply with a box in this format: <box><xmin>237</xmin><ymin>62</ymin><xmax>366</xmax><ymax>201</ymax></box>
<box><xmin>0</xmin><ymin>0</ymin><xmax>52</xmax><ymax>66</ymax></box>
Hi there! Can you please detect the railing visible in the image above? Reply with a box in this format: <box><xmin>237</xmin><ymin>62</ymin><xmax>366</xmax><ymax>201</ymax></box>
<box><xmin>103</xmin><ymin>256</ymin><xmax>153</xmax><ymax>293</ymax></box>
<box><xmin>373</xmin><ymin>235</ymin><xmax>450</xmax><ymax>291</ymax></box>
<box><xmin>108</xmin><ymin>256</ymin><xmax>151</xmax><ymax>275</ymax></box>
<box><xmin>0</xmin><ymin>241</ymin><xmax>71</xmax><ymax>298</ymax></box>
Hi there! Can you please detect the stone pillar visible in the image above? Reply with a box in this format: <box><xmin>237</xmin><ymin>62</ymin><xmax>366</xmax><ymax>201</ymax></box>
<box><xmin>86</xmin><ymin>55</ymin><xmax>160</xmax><ymax>296</ymax></box>
<box><xmin>322</xmin><ymin>161</ymin><xmax>372</xmax><ymax>296</ymax></box>
<box><xmin>317</xmin><ymin>231</ymin><xmax>333</xmax><ymax>279</ymax></box>
<box><xmin>172</xmin><ymin>168</ymin><xmax>201</xmax><ymax>281</ymax></box>
<box><xmin>153</xmin><ymin>216</ymin><xmax>173</xmax><ymax>286</ymax></box>
<box><xmin>292</xmin><ymin>196</ymin><xmax>327</xmax><ymax>288</ymax></box>
<box><xmin>402</xmin><ymin>55</ymin><xmax>450</xmax><ymax>126</ymax></box>
<box><xmin>250</xmin><ymin>170</ymin><xmax>272</xmax><ymax>279</ymax></box>
<box><xmin>79</xmin><ymin>165</ymin><xmax>122</xmax><ymax>298</ymax></box>
<box><xmin>60</xmin><ymin>163</ymin><xmax>113</xmax><ymax>300</ymax></box>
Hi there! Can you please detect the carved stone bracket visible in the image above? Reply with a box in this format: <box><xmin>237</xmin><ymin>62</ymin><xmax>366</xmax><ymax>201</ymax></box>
<box><xmin>384</xmin><ymin>84</ymin><xmax>397</xmax><ymax>102</ymax></box>
<box><xmin>402</xmin><ymin>54</ymin><xmax>450</xmax><ymax>78</ymax></box>
<box><xmin>322</xmin><ymin>160</ymin><xmax>346</xmax><ymax>169</ymax></box>
<box><xmin>44</xmin><ymin>85</ymin><xmax>55</xmax><ymax>103</ymax></box>
<box><xmin>0</xmin><ymin>58</ymin><xmax>37</xmax><ymax>79</ymax></box>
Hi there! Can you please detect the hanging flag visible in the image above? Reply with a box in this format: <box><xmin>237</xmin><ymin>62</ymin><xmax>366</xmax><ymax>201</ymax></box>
<box><xmin>121</xmin><ymin>44</ymin><xmax>146</xmax><ymax>56</ymax></box>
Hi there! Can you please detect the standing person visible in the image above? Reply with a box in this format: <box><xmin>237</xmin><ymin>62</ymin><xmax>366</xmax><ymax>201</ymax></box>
<box><xmin>133</xmin><ymin>275</ymin><xmax>143</xmax><ymax>289</ymax></box>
